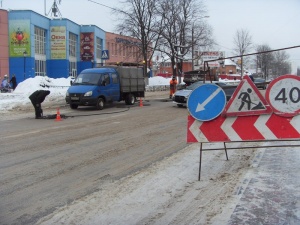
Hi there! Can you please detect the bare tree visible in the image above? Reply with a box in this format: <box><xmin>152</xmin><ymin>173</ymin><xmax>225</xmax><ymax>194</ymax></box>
<box><xmin>233</xmin><ymin>29</ymin><xmax>252</xmax><ymax>77</ymax></box>
<box><xmin>156</xmin><ymin>0</ymin><xmax>213</xmax><ymax>82</ymax></box>
<box><xmin>156</xmin><ymin>0</ymin><xmax>183</xmax><ymax>79</ymax></box>
<box><xmin>255</xmin><ymin>44</ymin><xmax>274</xmax><ymax>79</ymax></box>
<box><xmin>114</xmin><ymin>0</ymin><xmax>162</xmax><ymax>77</ymax></box>
<box><xmin>113</xmin><ymin>0</ymin><xmax>213</xmax><ymax>81</ymax></box>
<box><xmin>190</xmin><ymin>21</ymin><xmax>214</xmax><ymax>68</ymax></box>
<box><xmin>272</xmin><ymin>51</ymin><xmax>290</xmax><ymax>76</ymax></box>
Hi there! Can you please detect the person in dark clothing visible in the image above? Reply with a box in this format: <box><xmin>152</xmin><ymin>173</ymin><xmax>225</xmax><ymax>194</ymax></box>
<box><xmin>9</xmin><ymin>75</ymin><xmax>17</xmax><ymax>90</ymax></box>
<box><xmin>249</xmin><ymin>74</ymin><xmax>254</xmax><ymax>82</ymax></box>
<box><xmin>29</xmin><ymin>90</ymin><xmax>51</xmax><ymax>119</ymax></box>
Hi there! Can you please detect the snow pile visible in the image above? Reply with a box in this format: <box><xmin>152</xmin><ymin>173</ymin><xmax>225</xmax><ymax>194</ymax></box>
<box><xmin>0</xmin><ymin>76</ymin><xmax>171</xmax><ymax>112</ymax></box>
<box><xmin>13</xmin><ymin>76</ymin><xmax>71</xmax><ymax>95</ymax></box>
<box><xmin>148</xmin><ymin>76</ymin><xmax>171</xmax><ymax>86</ymax></box>
<box><xmin>0</xmin><ymin>75</ymin><xmax>240</xmax><ymax>112</ymax></box>
<box><xmin>0</xmin><ymin>76</ymin><xmax>72</xmax><ymax>111</ymax></box>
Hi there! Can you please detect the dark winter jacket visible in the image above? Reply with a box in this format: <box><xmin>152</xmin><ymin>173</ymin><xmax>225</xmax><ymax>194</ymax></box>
<box><xmin>9</xmin><ymin>76</ymin><xmax>17</xmax><ymax>89</ymax></box>
<box><xmin>29</xmin><ymin>90</ymin><xmax>51</xmax><ymax>104</ymax></box>
<box><xmin>10</xmin><ymin>76</ymin><xmax>16</xmax><ymax>85</ymax></box>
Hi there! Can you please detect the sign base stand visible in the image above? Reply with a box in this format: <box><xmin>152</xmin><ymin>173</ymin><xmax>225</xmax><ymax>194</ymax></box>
<box><xmin>198</xmin><ymin>140</ymin><xmax>300</xmax><ymax>181</ymax></box>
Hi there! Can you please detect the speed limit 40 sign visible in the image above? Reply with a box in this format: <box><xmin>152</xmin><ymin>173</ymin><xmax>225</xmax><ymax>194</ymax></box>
<box><xmin>266</xmin><ymin>75</ymin><xmax>300</xmax><ymax>117</ymax></box>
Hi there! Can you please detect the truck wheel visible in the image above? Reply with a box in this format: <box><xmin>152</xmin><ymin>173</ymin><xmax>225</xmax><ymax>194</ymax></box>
<box><xmin>70</xmin><ymin>104</ymin><xmax>78</xmax><ymax>109</ymax></box>
<box><xmin>126</xmin><ymin>94</ymin><xmax>135</xmax><ymax>105</ymax></box>
<box><xmin>96</xmin><ymin>98</ymin><xmax>104</xmax><ymax>110</ymax></box>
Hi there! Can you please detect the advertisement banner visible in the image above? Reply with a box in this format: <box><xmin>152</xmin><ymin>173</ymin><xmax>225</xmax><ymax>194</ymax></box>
<box><xmin>201</xmin><ymin>51</ymin><xmax>225</xmax><ymax>68</ymax></box>
<box><xmin>50</xmin><ymin>26</ymin><xmax>66</xmax><ymax>59</ymax></box>
<box><xmin>9</xmin><ymin>20</ymin><xmax>31</xmax><ymax>57</ymax></box>
<box><xmin>80</xmin><ymin>32</ymin><xmax>94</xmax><ymax>61</ymax></box>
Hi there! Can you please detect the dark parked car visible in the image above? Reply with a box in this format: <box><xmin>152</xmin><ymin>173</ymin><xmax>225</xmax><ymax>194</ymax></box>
<box><xmin>254</xmin><ymin>78</ymin><xmax>268</xmax><ymax>89</ymax></box>
<box><xmin>172</xmin><ymin>81</ymin><xmax>237</xmax><ymax>107</ymax></box>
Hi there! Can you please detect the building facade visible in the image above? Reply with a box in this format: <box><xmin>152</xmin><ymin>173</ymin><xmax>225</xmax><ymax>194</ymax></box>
<box><xmin>1</xmin><ymin>9</ymin><xmax>150</xmax><ymax>83</ymax></box>
<box><xmin>105</xmin><ymin>32</ymin><xmax>144</xmax><ymax>66</ymax></box>
<box><xmin>6</xmin><ymin>9</ymin><xmax>106</xmax><ymax>82</ymax></box>
<box><xmin>0</xmin><ymin>9</ymin><xmax>9</xmax><ymax>78</ymax></box>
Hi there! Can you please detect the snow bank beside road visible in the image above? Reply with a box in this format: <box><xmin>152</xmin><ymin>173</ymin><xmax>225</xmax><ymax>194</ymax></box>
<box><xmin>0</xmin><ymin>76</ymin><xmax>171</xmax><ymax>112</ymax></box>
<box><xmin>0</xmin><ymin>75</ymin><xmax>240</xmax><ymax>112</ymax></box>
<box><xmin>0</xmin><ymin>76</ymin><xmax>71</xmax><ymax>111</ymax></box>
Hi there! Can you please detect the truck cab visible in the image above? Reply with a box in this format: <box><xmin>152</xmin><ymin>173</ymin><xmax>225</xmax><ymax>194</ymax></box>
<box><xmin>66</xmin><ymin>68</ymin><xmax>120</xmax><ymax>110</ymax></box>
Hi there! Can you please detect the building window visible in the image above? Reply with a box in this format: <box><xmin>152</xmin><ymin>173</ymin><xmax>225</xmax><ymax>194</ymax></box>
<box><xmin>129</xmin><ymin>46</ymin><xmax>132</xmax><ymax>58</ymax></box>
<box><xmin>111</xmin><ymin>42</ymin><xmax>114</xmax><ymax>56</ymax></box>
<box><xmin>165</xmin><ymin>62</ymin><xmax>171</xmax><ymax>67</ymax></box>
<box><xmin>34</xmin><ymin>26</ymin><xmax>46</xmax><ymax>55</ymax></box>
<box><xmin>68</xmin><ymin>32</ymin><xmax>77</xmax><ymax>77</ymax></box>
<box><xmin>34</xmin><ymin>26</ymin><xmax>46</xmax><ymax>76</ymax></box>
<box><xmin>69</xmin><ymin>32</ymin><xmax>77</xmax><ymax>57</ymax></box>
<box><xmin>35</xmin><ymin>59</ymin><xmax>46</xmax><ymax>76</ymax></box>
<box><xmin>115</xmin><ymin>43</ymin><xmax>118</xmax><ymax>55</ymax></box>
<box><xmin>69</xmin><ymin>61</ymin><xmax>77</xmax><ymax>78</ymax></box>
<box><xmin>96</xmin><ymin>37</ymin><xmax>102</xmax><ymax>60</ymax></box>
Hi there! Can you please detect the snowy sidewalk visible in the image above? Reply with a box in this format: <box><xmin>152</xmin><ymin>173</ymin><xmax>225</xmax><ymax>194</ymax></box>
<box><xmin>226</xmin><ymin>146</ymin><xmax>300</xmax><ymax>224</ymax></box>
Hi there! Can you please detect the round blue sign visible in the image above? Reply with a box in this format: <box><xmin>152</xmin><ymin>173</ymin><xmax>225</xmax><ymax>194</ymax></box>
<box><xmin>187</xmin><ymin>84</ymin><xmax>226</xmax><ymax>121</ymax></box>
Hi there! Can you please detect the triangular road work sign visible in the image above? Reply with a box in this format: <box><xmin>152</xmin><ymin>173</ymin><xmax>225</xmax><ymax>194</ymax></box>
<box><xmin>223</xmin><ymin>75</ymin><xmax>272</xmax><ymax>116</ymax></box>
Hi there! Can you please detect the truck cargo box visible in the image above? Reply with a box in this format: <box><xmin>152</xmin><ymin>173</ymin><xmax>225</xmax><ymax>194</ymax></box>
<box><xmin>114</xmin><ymin>66</ymin><xmax>145</xmax><ymax>93</ymax></box>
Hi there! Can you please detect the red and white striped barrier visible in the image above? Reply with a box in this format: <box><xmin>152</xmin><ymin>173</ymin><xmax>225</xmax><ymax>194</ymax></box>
<box><xmin>187</xmin><ymin>114</ymin><xmax>300</xmax><ymax>143</ymax></box>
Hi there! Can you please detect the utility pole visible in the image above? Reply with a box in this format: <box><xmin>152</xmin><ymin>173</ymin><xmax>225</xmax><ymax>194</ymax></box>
<box><xmin>192</xmin><ymin>25</ymin><xmax>194</xmax><ymax>71</ymax></box>
<box><xmin>44</xmin><ymin>0</ymin><xmax>46</xmax><ymax>16</ymax></box>
<box><xmin>241</xmin><ymin>56</ymin><xmax>243</xmax><ymax>78</ymax></box>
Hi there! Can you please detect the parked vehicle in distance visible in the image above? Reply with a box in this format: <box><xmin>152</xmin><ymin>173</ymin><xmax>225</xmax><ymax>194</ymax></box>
<box><xmin>183</xmin><ymin>70</ymin><xmax>218</xmax><ymax>85</ymax></box>
<box><xmin>254</xmin><ymin>78</ymin><xmax>268</xmax><ymax>89</ymax></box>
<box><xmin>65</xmin><ymin>66</ymin><xmax>145</xmax><ymax>110</ymax></box>
<box><xmin>214</xmin><ymin>82</ymin><xmax>238</xmax><ymax>100</ymax></box>
<box><xmin>172</xmin><ymin>81</ymin><xmax>237</xmax><ymax>107</ymax></box>
<box><xmin>173</xmin><ymin>81</ymin><xmax>203</xmax><ymax>107</ymax></box>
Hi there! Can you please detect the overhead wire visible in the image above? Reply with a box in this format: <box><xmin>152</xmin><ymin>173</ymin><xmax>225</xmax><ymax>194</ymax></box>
<box><xmin>87</xmin><ymin>0</ymin><xmax>129</xmax><ymax>15</ymax></box>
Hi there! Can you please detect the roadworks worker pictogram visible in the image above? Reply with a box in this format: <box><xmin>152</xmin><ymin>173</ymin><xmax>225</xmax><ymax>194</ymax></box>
<box><xmin>238</xmin><ymin>88</ymin><xmax>265</xmax><ymax>111</ymax></box>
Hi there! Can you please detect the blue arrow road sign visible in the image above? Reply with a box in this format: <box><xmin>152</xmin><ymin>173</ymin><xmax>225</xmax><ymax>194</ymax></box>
<box><xmin>187</xmin><ymin>83</ymin><xmax>226</xmax><ymax>121</ymax></box>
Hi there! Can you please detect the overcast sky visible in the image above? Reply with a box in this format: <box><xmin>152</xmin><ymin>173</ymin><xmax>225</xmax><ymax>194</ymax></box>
<box><xmin>2</xmin><ymin>0</ymin><xmax>300</xmax><ymax>73</ymax></box>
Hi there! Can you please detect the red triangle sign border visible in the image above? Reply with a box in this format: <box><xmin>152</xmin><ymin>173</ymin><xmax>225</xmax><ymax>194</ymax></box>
<box><xmin>222</xmin><ymin>75</ymin><xmax>273</xmax><ymax>117</ymax></box>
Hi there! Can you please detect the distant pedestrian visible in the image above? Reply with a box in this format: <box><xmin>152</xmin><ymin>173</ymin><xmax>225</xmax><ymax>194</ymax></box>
<box><xmin>9</xmin><ymin>75</ymin><xmax>17</xmax><ymax>90</ymax></box>
<box><xmin>249</xmin><ymin>74</ymin><xmax>254</xmax><ymax>82</ymax></box>
<box><xmin>169</xmin><ymin>76</ymin><xmax>178</xmax><ymax>99</ymax></box>
<box><xmin>1</xmin><ymin>75</ymin><xmax>9</xmax><ymax>89</ymax></box>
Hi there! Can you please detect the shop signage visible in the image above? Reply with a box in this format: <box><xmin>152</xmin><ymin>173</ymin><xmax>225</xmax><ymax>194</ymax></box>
<box><xmin>80</xmin><ymin>32</ymin><xmax>94</xmax><ymax>61</ymax></box>
<box><xmin>9</xmin><ymin>20</ymin><xmax>31</xmax><ymax>57</ymax></box>
<box><xmin>50</xmin><ymin>26</ymin><xmax>66</xmax><ymax>59</ymax></box>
